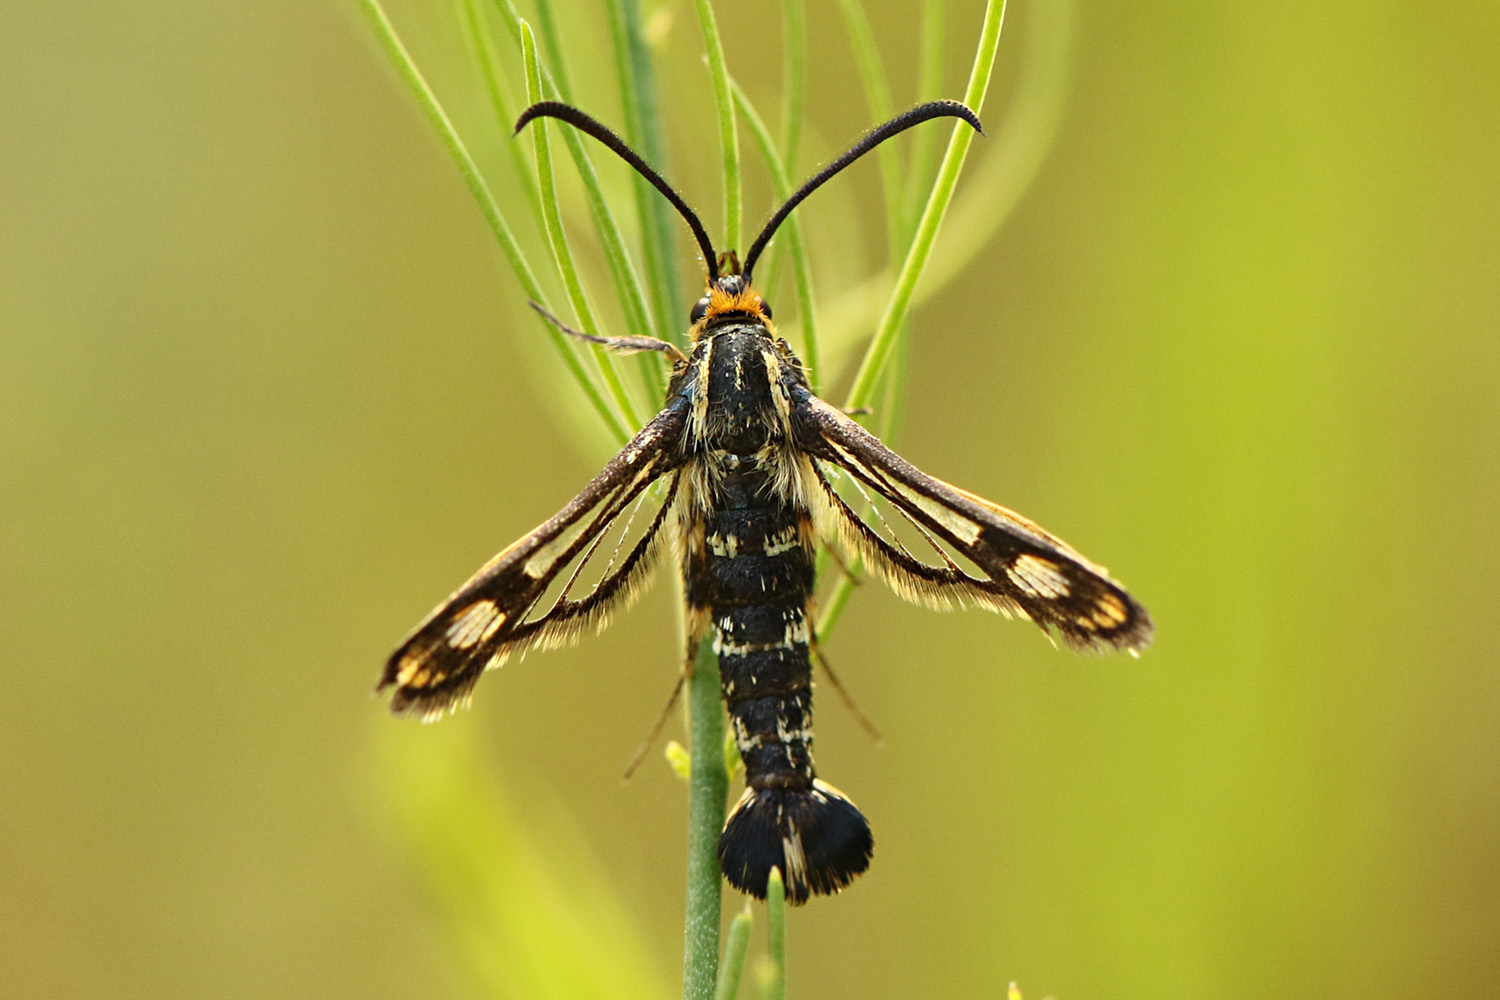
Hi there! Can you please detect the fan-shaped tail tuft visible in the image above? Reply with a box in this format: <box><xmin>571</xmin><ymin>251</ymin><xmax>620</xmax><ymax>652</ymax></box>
<box><xmin>717</xmin><ymin>779</ymin><xmax>873</xmax><ymax>904</ymax></box>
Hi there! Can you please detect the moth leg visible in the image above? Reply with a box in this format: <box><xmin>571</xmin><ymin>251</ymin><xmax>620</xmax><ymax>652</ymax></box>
<box><xmin>530</xmin><ymin>302</ymin><xmax>688</xmax><ymax>364</ymax></box>
<box><xmin>821</xmin><ymin>541</ymin><xmax>863</xmax><ymax>584</ymax></box>
<box><xmin>810</xmin><ymin>639</ymin><xmax>884</xmax><ymax>746</ymax></box>
<box><xmin>621</xmin><ymin>672</ymin><xmax>687</xmax><ymax>780</ymax></box>
<box><xmin>620</xmin><ymin>616</ymin><xmax>708</xmax><ymax>780</ymax></box>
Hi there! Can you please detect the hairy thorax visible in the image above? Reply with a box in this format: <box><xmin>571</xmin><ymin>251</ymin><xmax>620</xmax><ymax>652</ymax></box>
<box><xmin>681</xmin><ymin>323</ymin><xmax>806</xmax><ymax>515</ymax></box>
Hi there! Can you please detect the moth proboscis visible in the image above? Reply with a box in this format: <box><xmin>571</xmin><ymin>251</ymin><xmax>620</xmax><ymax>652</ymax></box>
<box><xmin>379</xmin><ymin>99</ymin><xmax>1153</xmax><ymax>905</ymax></box>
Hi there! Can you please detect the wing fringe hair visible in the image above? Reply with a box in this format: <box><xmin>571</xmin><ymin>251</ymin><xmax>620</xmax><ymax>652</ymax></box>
<box><xmin>379</xmin><ymin>400</ymin><xmax>689</xmax><ymax>719</ymax></box>
<box><xmin>791</xmin><ymin>388</ymin><xmax>1152</xmax><ymax>653</ymax></box>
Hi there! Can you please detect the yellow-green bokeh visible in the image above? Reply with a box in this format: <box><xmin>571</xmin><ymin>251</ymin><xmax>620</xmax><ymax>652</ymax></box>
<box><xmin>3</xmin><ymin>1</ymin><xmax>1498</xmax><ymax>998</ymax></box>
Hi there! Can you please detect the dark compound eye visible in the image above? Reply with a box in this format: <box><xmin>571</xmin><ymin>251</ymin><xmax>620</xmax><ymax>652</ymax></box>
<box><xmin>759</xmin><ymin>299</ymin><xmax>772</xmax><ymax>320</ymax></box>
<box><xmin>690</xmin><ymin>297</ymin><xmax>709</xmax><ymax>323</ymax></box>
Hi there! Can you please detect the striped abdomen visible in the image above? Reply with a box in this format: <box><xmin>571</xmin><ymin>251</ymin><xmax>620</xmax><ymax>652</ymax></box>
<box><xmin>688</xmin><ymin>456</ymin><xmax>873</xmax><ymax>904</ymax></box>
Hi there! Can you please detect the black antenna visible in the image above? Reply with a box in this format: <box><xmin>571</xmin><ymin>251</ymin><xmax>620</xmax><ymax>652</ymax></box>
<box><xmin>515</xmin><ymin>101</ymin><xmax>722</xmax><ymax>279</ymax></box>
<box><xmin>741</xmin><ymin>100</ymin><xmax>983</xmax><ymax>283</ymax></box>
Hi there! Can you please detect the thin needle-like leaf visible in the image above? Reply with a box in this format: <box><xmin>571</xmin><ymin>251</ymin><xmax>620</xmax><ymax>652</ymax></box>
<box><xmin>531</xmin><ymin>0</ymin><xmax>574</xmax><ymax>97</ymax></box>
<box><xmin>533</xmin><ymin>0</ymin><xmax>661</xmax><ymax>390</ymax></box>
<box><xmin>692</xmin><ymin>0</ymin><xmax>741</xmax><ymax>254</ymax></box>
<box><xmin>780</xmin><ymin>0</ymin><xmax>806</xmax><ymax>173</ymax></box>
<box><xmin>729</xmin><ymin>77</ymin><xmax>821</xmax><ymax>390</ymax></box>
<box><xmin>902</xmin><ymin>0</ymin><xmax>949</xmax><ymax>234</ymax></box>
<box><xmin>764</xmin><ymin>869</ymin><xmax>786</xmax><ymax>1000</ymax></box>
<box><xmin>458</xmin><ymin>0</ymin><xmax>543</xmax><ymax>231</ymax></box>
<box><xmin>498</xmin><ymin>0</ymin><xmax>667</xmax><ymax>401</ymax></box>
<box><xmin>837</xmin><ymin>0</ymin><xmax>917</xmax><ymax>446</ymax></box>
<box><xmin>837</xmin><ymin>0</ymin><xmax>902</xmax><ymax>261</ymax></box>
<box><xmin>713</xmin><ymin>909</ymin><xmax>754</xmax><ymax>1000</ymax></box>
<box><xmin>358</xmin><ymin>0</ymin><xmax>630</xmax><ymax>444</ymax></box>
<box><xmin>606</xmin><ymin>0</ymin><xmax>686</xmax><ymax>340</ymax></box>
<box><xmin>844</xmin><ymin>0</ymin><xmax>1006</xmax><ymax>412</ymax></box>
<box><xmin>815</xmin><ymin>0</ymin><xmax>1070</xmax><ymax>377</ymax></box>
<box><xmin>822</xmin><ymin>0</ymin><xmax>1008</xmax><ymax>640</ymax></box>
<box><xmin>931</xmin><ymin>0</ymin><xmax>1073</xmax><ymax>286</ymax></box>
<box><xmin>522</xmin><ymin>21</ymin><xmax>647</xmax><ymax>432</ymax></box>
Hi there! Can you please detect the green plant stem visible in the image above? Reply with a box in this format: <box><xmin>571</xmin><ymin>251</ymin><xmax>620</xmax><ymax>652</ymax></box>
<box><xmin>522</xmin><ymin>23</ymin><xmax>647</xmax><ymax>432</ymax></box>
<box><xmin>498</xmin><ymin>0</ymin><xmax>666</xmax><ymax>403</ymax></box>
<box><xmin>877</xmin><ymin>330</ymin><xmax>912</xmax><ymax>440</ymax></box>
<box><xmin>780</xmin><ymin>0</ymin><xmax>806</xmax><ymax>173</ymax></box>
<box><xmin>495</xmin><ymin>3</ymin><xmax>665</xmax><ymax>400</ymax></box>
<box><xmin>533</xmin><ymin>0</ymin><xmax>663</xmax><ymax>401</ymax></box>
<box><xmin>358</xmin><ymin>0</ymin><xmax>630</xmax><ymax>445</ymax></box>
<box><xmin>932</xmin><ymin>0</ymin><xmax>1072</xmax><ymax>287</ymax></box>
<box><xmin>765</xmin><ymin>869</ymin><xmax>786</xmax><ymax>1000</ymax></box>
<box><xmin>816</xmin><ymin>565</ymin><xmax>857</xmax><ymax>642</ymax></box>
<box><xmin>607</xmin><ymin>0</ymin><xmax>685</xmax><ymax>341</ymax></box>
<box><xmin>713</xmin><ymin>909</ymin><xmax>754</xmax><ymax>1000</ymax></box>
<box><xmin>902</xmin><ymin>0</ymin><xmax>948</xmax><ymax>233</ymax></box>
<box><xmin>728</xmin><ymin>78</ymin><xmax>821</xmax><ymax>391</ymax></box>
<box><xmin>459</xmin><ymin>0</ymin><xmax>543</xmax><ymax>231</ymax></box>
<box><xmin>837</xmin><ymin>0</ymin><xmax>901</xmax><ymax>263</ymax></box>
<box><xmin>691</xmin><ymin>0</ymin><xmax>741</xmax><ymax>255</ymax></box>
<box><xmin>837</xmin><ymin>0</ymin><xmax>918</xmax><ymax>445</ymax></box>
<box><xmin>812</xmin><ymin>0</ymin><xmax>1069</xmax><ymax>375</ymax></box>
<box><xmin>531</xmin><ymin>0</ymin><xmax>574</xmax><ymax>97</ymax></box>
<box><xmin>844</xmin><ymin>0</ymin><xmax>1006</xmax><ymax>413</ymax></box>
<box><xmin>880</xmin><ymin>0</ymin><xmax>957</xmax><ymax>442</ymax></box>
<box><xmin>683</xmin><ymin>636</ymin><xmax>727</xmax><ymax>1000</ymax></box>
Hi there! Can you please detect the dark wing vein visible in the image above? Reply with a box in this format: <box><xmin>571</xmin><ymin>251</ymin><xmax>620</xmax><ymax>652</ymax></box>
<box><xmin>809</xmin><ymin>461</ymin><xmax>1001</xmax><ymax>610</ymax></box>
<box><xmin>791</xmin><ymin>387</ymin><xmax>1152</xmax><ymax>652</ymax></box>
<box><xmin>504</xmin><ymin>471</ymin><xmax>680</xmax><ymax>650</ymax></box>
<box><xmin>379</xmin><ymin>397</ymin><xmax>690</xmax><ymax>719</ymax></box>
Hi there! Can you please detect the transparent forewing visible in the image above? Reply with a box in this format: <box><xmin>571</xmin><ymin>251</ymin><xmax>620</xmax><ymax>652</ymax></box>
<box><xmin>380</xmin><ymin>399</ymin><xmax>690</xmax><ymax>719</ymax></box>
<box><xmin>791</xmin><ymin>389</ymin><xmax>1152</xmax><ymax>652</ymax></box>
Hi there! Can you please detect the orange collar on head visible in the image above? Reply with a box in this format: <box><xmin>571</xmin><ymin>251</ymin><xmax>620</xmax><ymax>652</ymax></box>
<box><xmin>704</xmin><ymin>282</ymin><xmax>770</xmax><ymax>323</ymax></box>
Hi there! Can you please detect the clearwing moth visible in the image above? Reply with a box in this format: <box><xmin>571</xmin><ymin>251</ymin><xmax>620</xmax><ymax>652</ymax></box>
<box><xmin>379</xmin><ymin>99</ymin><xmax>1153</xmax><ymax>904</ymax></box>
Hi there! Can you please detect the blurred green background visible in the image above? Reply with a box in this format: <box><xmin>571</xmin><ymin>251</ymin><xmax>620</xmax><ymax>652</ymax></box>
<box><xmin>4</xmin><ymin>1</ymin><xmax>1499</xmax><ymax>997</ymax></box>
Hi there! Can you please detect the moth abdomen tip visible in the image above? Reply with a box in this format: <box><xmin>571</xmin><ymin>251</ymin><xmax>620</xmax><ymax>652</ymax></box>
<box><xmin>717</xmin><ymin>780</ymin><xmax>873</xmax><ymax>905</ymax></box>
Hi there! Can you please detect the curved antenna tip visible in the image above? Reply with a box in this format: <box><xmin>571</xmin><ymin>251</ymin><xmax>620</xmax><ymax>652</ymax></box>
<box><xmin>513</xmin><ymin>100</ymin><xmax>563</xmax><ymax>135</ymax></box>
<box><xmin>929</xmin><ymin>98</ymin><xmax>985</xmax><ymax>136</ymax></box>
<box><xmin>742</xmin><ymin>99</ymin><xmax>986</xmax><ymax>280</ymax></box>
<box><xmin>509</xmin><ymin>101</ymin><xmax>721</xmax><ymax>279</ymax></box>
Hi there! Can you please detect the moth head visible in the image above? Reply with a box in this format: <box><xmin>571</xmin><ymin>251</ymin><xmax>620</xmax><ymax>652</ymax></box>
<box><xmin>692</xmin><ymin>266</ymin><xmax>773</xmax><ymax>328</ymax></box>
<box><xmin>514</xmin><ymin>99</ymin><xmax>981</xmax><ymax>331</ymax></box>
